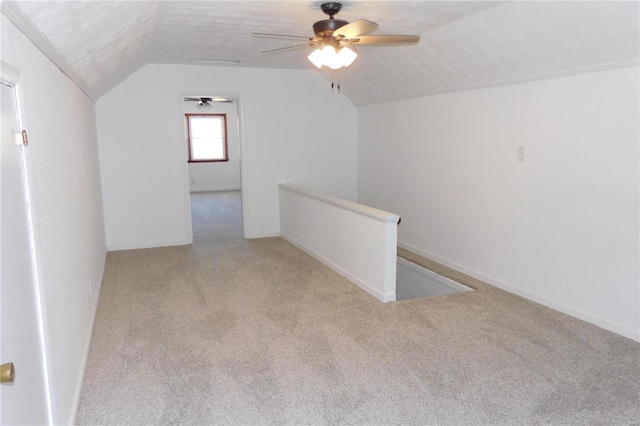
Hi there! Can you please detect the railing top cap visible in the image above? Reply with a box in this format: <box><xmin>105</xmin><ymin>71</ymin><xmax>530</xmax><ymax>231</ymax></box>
<box><xmin>279</xmin><ymin>183</ymin><xmax>400</xmax><ymax>224</ymax></box>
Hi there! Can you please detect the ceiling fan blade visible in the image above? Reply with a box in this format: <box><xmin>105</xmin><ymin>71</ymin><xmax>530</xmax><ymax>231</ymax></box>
<box><xmin>261</xmin><ymin>43</ymin><xmax>311</xmax><ymax>55</ymax></box>
<box><xmin>352</xmin><ymin>35</ymin><xmax>420</xmax><ymax>46</ymax></box>
<box><xmin>253</xmin><ymin>32</ymin><xmax>311</xmax><ymax>41</ymax></box>
<box><xmin>333</xmin><ymin>19</ymin><xmax>378</xmax><ymax>39</ymax></box>
<box><xmin>184</xmin><ymin>96</ymin><xmax>232</xmax><ymax>103</ymax></box>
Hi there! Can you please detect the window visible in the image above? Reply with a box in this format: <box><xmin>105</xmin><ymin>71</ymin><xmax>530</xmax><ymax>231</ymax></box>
<box><xmin>185</xmin><ymin>114</ymin><xmax>228</xmax><ymax>162</ymax></box>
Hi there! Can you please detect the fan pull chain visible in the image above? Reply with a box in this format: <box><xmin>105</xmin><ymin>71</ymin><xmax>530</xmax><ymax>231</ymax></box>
<box><xmin>328</xmin><ymin>70</ymin><xmax>342</xmax><ymax>94</ymax></box>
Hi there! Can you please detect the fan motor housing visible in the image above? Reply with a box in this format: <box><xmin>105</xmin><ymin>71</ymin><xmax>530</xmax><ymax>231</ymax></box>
<box><xmin>313</xmin><ymin>19</ymin><xmax>348</xmax><ymax>37</ymax></box>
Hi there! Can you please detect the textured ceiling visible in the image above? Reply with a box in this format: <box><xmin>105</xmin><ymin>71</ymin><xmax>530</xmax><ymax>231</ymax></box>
<box><xmin>3</xmin><ymin>1</ymin><xmax>639</xmax><ymax>105</ymax></box>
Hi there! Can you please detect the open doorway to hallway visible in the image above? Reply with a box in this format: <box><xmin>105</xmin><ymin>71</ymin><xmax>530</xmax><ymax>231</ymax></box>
<box><xmin>182</xmin><ymin>96</ymin><xmax>243</xmax><ymax>238</ymax></box>
<box><xmin>190</xmin><ymin>191</ymin><xmax>243</xmax><ymax>240</ymax></box>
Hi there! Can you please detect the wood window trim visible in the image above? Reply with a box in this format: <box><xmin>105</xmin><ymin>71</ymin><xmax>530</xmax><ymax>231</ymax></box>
<box><xmin>185</xmin><ymin>113</ymin><xmax>229</xmax><ymax>163</ymax></box>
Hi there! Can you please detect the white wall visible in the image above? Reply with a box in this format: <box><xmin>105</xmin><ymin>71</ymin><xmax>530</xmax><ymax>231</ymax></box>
<box><xmin>1</xmin><ymin>14</ymin><xmax>107</xmax><ymax>424</ymax></box>
<box><xmin>358</xmin><ymin>66</ymin><xmax>639</xmax><ymax>341</ymax></box>
<box><xmin>97</xmin><ymin>64</ymin><xmax>356</xmax><ymax>249</ymax></box>
<box><xmin>184</xmin><ymin>100</ymin><xmax>241</xmax><ymax>192</ymax></box>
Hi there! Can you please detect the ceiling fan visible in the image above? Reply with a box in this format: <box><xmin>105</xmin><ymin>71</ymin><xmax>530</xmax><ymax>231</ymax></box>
<box><xmin>254</xmin><ymin>2</ymin><xmax>420</xmax><ymax>71</ymax></box>
<box><xmin>184</xmin><ymin>97</ymin><xmax>232</xmax><ymax>106</ymax></box>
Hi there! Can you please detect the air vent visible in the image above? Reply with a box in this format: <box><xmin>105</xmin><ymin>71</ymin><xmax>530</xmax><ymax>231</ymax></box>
<box><xmin>189</xmin><ymin>58</ymin><xmax>241</xmax><ymax>65</ymax></box>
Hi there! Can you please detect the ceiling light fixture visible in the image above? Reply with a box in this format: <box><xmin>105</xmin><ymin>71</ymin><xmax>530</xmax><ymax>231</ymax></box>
<box><xmin>308</xmin><ymin>44</ymin><xmax>357</xmax><ymax>70</ymax></box>
<box><xmin>193</xmin><ymin>97</ymin><xmax>226</xmax><ymax>106</ymax></box>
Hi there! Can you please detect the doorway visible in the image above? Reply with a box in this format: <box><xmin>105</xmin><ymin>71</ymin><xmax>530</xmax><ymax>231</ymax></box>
<box><xmin>182</xmin><ymin>95</ymin><xmax>244</xmax><ymax>240</ymax></box>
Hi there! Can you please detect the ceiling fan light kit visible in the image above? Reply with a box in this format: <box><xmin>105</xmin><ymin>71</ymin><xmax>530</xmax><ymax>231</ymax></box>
<box><xmin>308</xmin><ymin>44</ymin><xmax>357</xmax><ymax>70</ymax></box>
<box><xmin>254</xmin><ymin>2</ymin><xmax>419</xmax><ymax>89</ymax></box>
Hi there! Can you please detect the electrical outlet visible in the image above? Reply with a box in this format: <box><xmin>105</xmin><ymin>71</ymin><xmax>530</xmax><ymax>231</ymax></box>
<box><xmin>89</xmin><ymin>279</ymin><xmax>93</xmax><ymax>294</ymax></box>
<box><xmin>190</xmin><ymin>178</ymin><xmax>195</xmax><ymax>184</ymax></box>
<box><xmin>517</xmin><ymin>146</ymin><xmax>525</xmax><ymax>162</ymax></box>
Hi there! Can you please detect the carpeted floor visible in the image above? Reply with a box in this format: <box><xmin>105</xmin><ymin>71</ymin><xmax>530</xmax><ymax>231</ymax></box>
<box><xmin>77</xmin><ymin>190</ymin><xmax>640</xmax><ymax>425</ymax></box>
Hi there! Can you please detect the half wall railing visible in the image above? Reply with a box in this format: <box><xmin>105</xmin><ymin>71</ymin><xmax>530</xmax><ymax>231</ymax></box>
<box><xmin>279</xmin><ymin>183</ymin><xmax>399</xmax><ymax>302</ymax></box>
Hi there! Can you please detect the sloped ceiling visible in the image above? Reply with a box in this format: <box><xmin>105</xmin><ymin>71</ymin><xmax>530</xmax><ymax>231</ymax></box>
<box><xmin>3</xmin><ymin>1</ymin><xmax>638</xmax><ymax>105</ymax></box>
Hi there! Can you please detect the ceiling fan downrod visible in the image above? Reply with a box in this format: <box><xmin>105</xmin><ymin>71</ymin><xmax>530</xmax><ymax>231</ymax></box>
<box><xmin>314</xmin><ymin>2</ymin><xmax>348</xmax><ymax>37</ymax></box>
<box><xmin>320</xmin><ymin>2</ymin><xmax>342</xmax><ymax>19</ymax></box>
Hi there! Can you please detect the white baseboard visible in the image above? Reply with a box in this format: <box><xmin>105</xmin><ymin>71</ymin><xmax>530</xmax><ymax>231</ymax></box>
<box><xmin>282</xmin><ymin>232</ymin><xmax>395</xmax><ymax>302</ymax></box>
<box><xmin>398</xmin><ymin>241</ymin><xmax>640</xmax><ymax>342</ymax></box>
<box><xmin>189</xmin><ymin>186</ymin><xmax>241</xmax><ymax>193</ymax></box>
<box><xmin>107</xmin><ymin>238</ymin><xmax>192</xmax><ymax>251</ymax></box>
<box><xmin>70</xmin><ymin>249</ymin><xmax>107</xmax><ymax>425</ymax></box>
<box><xmin>244</xmin><ymin>231</ymin><xmax>280</xmax><ymax>239</ymax></box>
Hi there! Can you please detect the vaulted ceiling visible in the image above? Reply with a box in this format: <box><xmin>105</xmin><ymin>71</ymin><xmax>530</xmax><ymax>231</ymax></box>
<box><xmin>3</xmin><ymin>1</ymin><xmax>638</xmax><ymax>105</ymax></box>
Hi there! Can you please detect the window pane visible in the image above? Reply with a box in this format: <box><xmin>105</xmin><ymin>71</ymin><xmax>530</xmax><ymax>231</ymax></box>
<box><xmin>190</xmin><ymin>117</ymin><xmax>222</xmax><ymax>139</ymax></box>
<box><xmin>192</xmin><ymin>138</ymin><xmax>224</xmax><ymax>160</ymax></box>
<box><xmin>186</xmin><ymin>114</ymin><xmax>227</xmax><ymax>162</ymax></box>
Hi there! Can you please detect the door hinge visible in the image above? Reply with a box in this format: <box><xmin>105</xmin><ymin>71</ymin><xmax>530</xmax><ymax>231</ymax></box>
<box><xmin>21</xmin><ymin>130</ymin><xmax>28</xmax><ymax>146</ymax></box>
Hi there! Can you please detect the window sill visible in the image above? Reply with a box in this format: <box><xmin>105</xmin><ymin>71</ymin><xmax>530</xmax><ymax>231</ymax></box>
<box><xmin>188</xmin><ymin>159</ymin><xmax>230</xmax><ymax>163</ymax></box>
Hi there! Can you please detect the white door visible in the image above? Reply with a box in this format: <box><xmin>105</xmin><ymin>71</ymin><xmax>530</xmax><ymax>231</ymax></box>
<box><xmin>0</xmin><ymin>82</ymin><xmax>49</xmax><ymax>424</ymax></box>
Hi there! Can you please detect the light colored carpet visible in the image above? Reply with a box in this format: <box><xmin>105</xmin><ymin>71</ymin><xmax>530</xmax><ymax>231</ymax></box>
<box><xmin>77</xmin><ymin>190</ymin><xmax>640</xmax><ymax>425</ymax></box>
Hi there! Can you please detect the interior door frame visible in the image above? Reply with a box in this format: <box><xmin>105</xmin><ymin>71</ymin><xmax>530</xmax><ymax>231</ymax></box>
<box><xmin>177</xmin><ymin>91</ymin><xmax>249</xmax><ymax>240</ymax></box>
<box><xmin>0</xmin><ymin>59</ymin><xmax>52</xmax><ymax>424</ymax></box>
